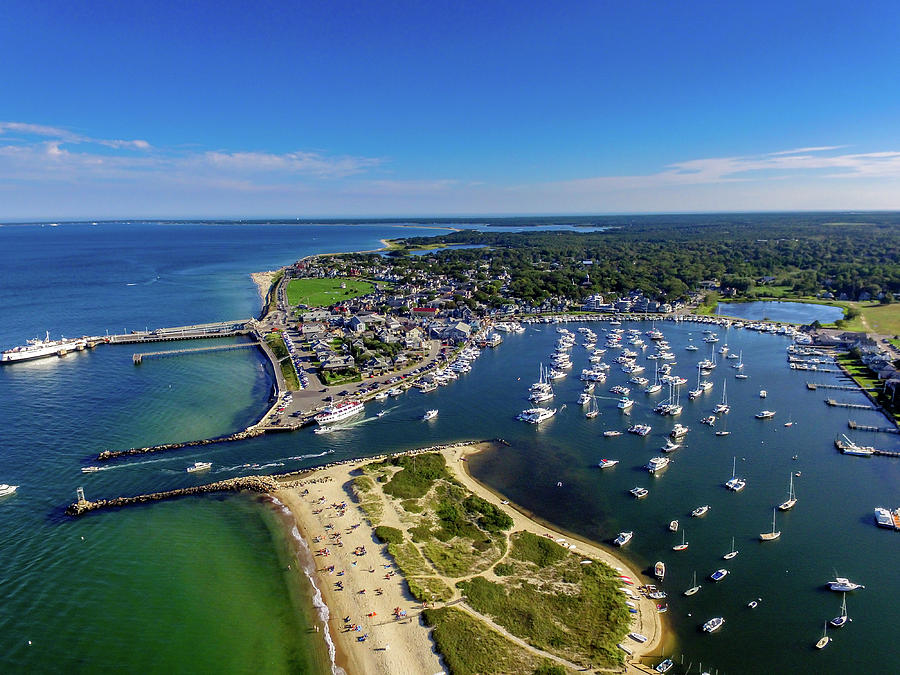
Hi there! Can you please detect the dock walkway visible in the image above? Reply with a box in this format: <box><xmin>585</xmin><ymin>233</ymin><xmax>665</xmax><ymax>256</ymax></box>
<box><xmin>825</xmin><ymin>398</ymin><xmax>876</xmax><ymax>410</ymax></box>
<box><xmin>806</xmin><ymin>382</ymin><xmax>859</xmax><ymax>391</ymax></box>
<box><xmin>133</xmin><ymin>342</ymin><xmax>256</xmax><ymax>364</ymax></box>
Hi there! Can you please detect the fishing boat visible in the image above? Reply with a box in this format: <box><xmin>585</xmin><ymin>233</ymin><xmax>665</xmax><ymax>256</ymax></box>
<box><xmin>703</xmin><ymin>617</ymin><xmax>725</xmax><ymax>633</ymax></box>
<box><xmin>654</xmin><ymin>561</ymin><xmax>666</xmax><ymax>581</ymax></box>
<box><xmin>713</xmin><ymin>381</ymin><xmax>730</xmax><ymax>414</ymax></box>
<box><xmin>723</xmin><ymin>536</ymin><xmax>738</xmax><ymax>560</ymax></box>
<box><xmin>684</xmin><ymin>571</ymin><xmax>701</xmax><ymax>596</ymax></box>
<box><xmin>670</xmin><ymin>424</ymin><xmax>689</xmax><ymax>438</ymax></box>
<box><xmin>614</xmin><ymin>531</ymin><xmax>633</xmax><ymax>546</ymax></box>
<box><xmin>668</xmin><ymin>519</ymin><xmax>679</xmax><ymax>532</ymax></box>
<box><xmin>422</xmin><ymin>409</ymin><xmax>438</xmax><ymax>420</ymax></box>
<box><xmin>830</xmin><ymin>593</ymin><xmax>851</xmax><ymax>627</ymax></box>
<box><xmin>778</xmin><ymin>473</ymin><xmax>798</xmax><ymax>511</ymax></box>
<box><xmin>598</xmin><ymin>458</ymin><xmax>619</xmax><ymax>469</ymax></box>
<box><xmin>661</xmin><ymin>440</ymin><xmax>681</xmax><ymax>453</ymax></box>
<box><xmin>828</xmin><ymin>577</ymin><xmax>865</xmax><ymax>592</ymax></box>
<box><xmin>691</xmin><ymin>505</ymin><xmax>710</xmax><ymax>517</ymax></box>
<box><xmin>815</xmin><ymin>623</ymin><xmax>831</xmax><ymax>649</ymax></box>
<box><xmin>709</xmin><ymin>569</ymin><xmax>729</xmax><ymax>583</ymax></box>
<box><xmin>759</xmin><ymin>508</ymin><xmax>781</xmax><ymax>541</ymax></box>
<box><xmin>186</xmin><ymin>461</ymin><xmax>212</xmax><ymax>473</ymax></box>
<box><xmin>755</xmin><ymin>410</ymin><xmax>776</xmax><ymax>419</ymax></box>
<box><xmin>672</xmin><ymin>530</ymin><xmax>688</xmax><ymax>551</ymax></box>
<box><xmin>724</xmin><ymin>456</ymin><xmax>746</xmax><ymax>491</ymax></box>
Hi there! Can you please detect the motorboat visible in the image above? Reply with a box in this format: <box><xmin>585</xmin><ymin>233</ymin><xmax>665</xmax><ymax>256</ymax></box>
<box><xmin>701</xmin><ymin>415</ymin><xmax>716</xmax><ymax>426</ymax></box>
<box><xmin>598</xmin><ymin>458</ymin><xmax>619</xmax><ymax>469</ymax></box>
<box><xmin>874</xmin><ymin>507</ymin><xmax>894</xmax><ymax>528</ymax></box>
<box><xmin>691</xmin><ymin>505</ymin><xmax>710</xmax><ymax>517</ymax></box>
<box><xmin>186</xmin><ymin>461</ymin><xmax>212</xmax><ymax>473</ymax></box>
<box><xmin>702</xmin><ymin>617</ymin><xmax>725</xmax><ymax>633</ymax></box>
<box><xmin>627</xmin><ymin>424</ymin><xmax>652</xmax><ymax>436</ymax></box>
<box><xmin>828</xmin><ymin>577</ymin><xmax>865</xmax><ymax>592</ymax></box>
<box><xmin>755</xmin><ymin>410</ymin><xmax>776</xmax><ymax>419</ymax></box>
<box><xmin>669</xmin><ymin>519</ymin><xmax>679</xmax><ymax>532</ymax></box>
<box><xmin>422</xmin><ymin>409</ymin><xmax>438</xmax><ymax>420</ymax></box>
<box><xmin>517</xmin><ymin>407</ymin><xmax>557</xmax><ymax>424</ymax></box>
<box><xmin>646</xmin><ymin>457</ymin><xmax>670</xmax><ymax>473</ymax></box>
<box><xmin>655</xmin><ymin>658</ymin><xmax>674</xmax><ymax>673</ymax></box>
<box><xmin>654</xmin><ymin>561</ymin><xmax>666</xmax><ymax>581</ymax></box>
<box><xmin>661</xmin><ymin>440</ymin><xmax>681</xmax><ymax>453</ymax></box>
<box><xmin>759</xmin><ymin>508</ymin><xmax>781</xmax><ymax>541</ymax></box>
<box><xmin>577</xmin><ymin>391</ymin><xmax>592</xmax><ymax>405</ymax></box>
<box><xmin>614</xmin><ymin>531</ymin><xmax>633</xmax><ymax>546</ymax></box>
<box><xmin>759</xmin><ymin>389</ymin><xmax>767</xmax><ymax>398</ymax></box>
<box><xmin>603</xmin><ymin>430</ymin><xmax>622</xmax><ymax>437</ymax></box>
<box><xmin>314</xmin><ymin>426</ymin><xmax>335</xmax><ymax>434</ymax></box>
<box><xmin>629</xmin><ymin>486</ymin><xmax>649</xmax><ymax>499</ymax></box>
<box><xmin>617</xmin><ymin>397</ymin><xmax>634</xmax><ymax>410</ymax></box>
<box><xmin>0</xmin><ymin>484</ymin><xmax>19</xmax><ymax>497</ymax></box>
<box><xmin>709</xmin><ymin>569</ymin><xmax>729</xmax><ymax>583</ymax></box>
<box><xmin>670</xmin><ymin>424</ymin><xmax>689</xmax><ymax>438</ymax></box>
<box><xmin>748</xmin><ymin>598</ymin><xmax>760</xmax><ymax>609</ymax></box>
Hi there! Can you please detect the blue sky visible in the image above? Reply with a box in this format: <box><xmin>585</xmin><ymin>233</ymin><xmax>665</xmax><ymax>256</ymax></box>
<box><xmin>3</xmin><ymin>0</ymin><xmax>900</xmax><ymax>219</ymax></box>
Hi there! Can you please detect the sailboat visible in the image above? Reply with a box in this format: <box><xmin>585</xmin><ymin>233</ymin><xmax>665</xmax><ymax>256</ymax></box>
<box><xmin>585</xmin><ymin>396</ymin><xmax>599</xmax><ymax>419</ymax></box>
<box><xmin>684</xmin><ymin>571</ymin><xmax>701</xmax><ymax>596</ymax></box>
<box><xmin>713</xmin><ymin>380</ymin><xmax>729</xmax><ymax>414</ymax></box>
<box><xmin>723</xmin><ymin>536</ymin><xmax>738</xmax><ymax>560</ymax></box>
<box><xmin>673</xmin><ymin>530</ymin><xmax>688</xmax><ymax>551</ymax></box>
<box><xmin>715</xmin><ymin>415</ymin><xmax>731</xmax><ymax>436</ymax></box>
<box><xmin>644</xmin><ymin>363</ymin><xmax>663</xmax><ymax>394</ymax></box>
<box><xmin>724</xmin><ymin>456</ymin><xmax>746</xmax><ymax>491</ymax></box>
<box><xmin>759</xmin><ymin>508</ymin><xmax>781</xmax><ymax>541</ymax></box>
<box><xmin>778</xmin><ymin>473</ymin><xmax>798</xmax><ymax>511</ymax></box>
<box><xmin>830</xmin><ymin>593</ymin><xmax>851</xmax><ymax>628</ymax></box>
<box><xmin>815</xmin><ymin>622</ymin><xmax>831</xmax><ymax>649</ymax></box>
<box><xmin>689</xmin><ymin>363</ymin><xmax>703</xmax><ymax>400</ymax></box>
<box><xmin>732</xmin><ymin>350</ymin><xmax>744</xmax><ymax>370</ymax></box>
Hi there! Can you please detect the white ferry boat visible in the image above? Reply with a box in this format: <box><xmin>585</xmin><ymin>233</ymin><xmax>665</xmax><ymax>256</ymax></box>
<box><xmin>2</xmin><ymin>331</ymin><xmax>85</xmax><ymax>363</ymax></box>
<box><xmin>315</xmin><ymin>400</ymin><xmax>364</xmax><ymax>425</ymax></box>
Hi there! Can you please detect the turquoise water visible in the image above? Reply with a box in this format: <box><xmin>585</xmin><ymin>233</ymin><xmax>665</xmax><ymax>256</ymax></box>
<box><xmin>2</xmin><ymin>222</ymin><xmax>898</xmax><ymax>673</ymax></box>
<box><xmin>717</xmin><ymin>301</ymin><xmax>844</xmax><ymax>325</ymax></box>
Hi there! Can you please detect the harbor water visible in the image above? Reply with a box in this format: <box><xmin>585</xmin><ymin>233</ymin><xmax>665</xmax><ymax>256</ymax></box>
<box><xmin>716</xmin><ymin>300</ymin><xmax>845</xmax><ymax>325</ymax></box>
<box><xmin>1</xmin><ymin>222</ymin><xmax>898</xmax><ymax>673</ymax></box>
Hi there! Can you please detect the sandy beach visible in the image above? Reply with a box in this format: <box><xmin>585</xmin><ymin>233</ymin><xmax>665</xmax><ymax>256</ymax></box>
<box><xmin>274</xmin><ymin>443</ymin><xmax>664</xmax><ymax>675</ymax></box>
<box><xmin>250</xmin><ymin>270</ymin><xmax>278</xmax><ymax>302</ymax></box>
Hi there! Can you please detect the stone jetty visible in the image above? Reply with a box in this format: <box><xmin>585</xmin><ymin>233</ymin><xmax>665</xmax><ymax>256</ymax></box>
<box><xmin>66</xmin><ymin>475</ymin><xmax>297</xmax><ymax>516</ymax></box>
<box><xmin>96</xmin><ymin>426</ymin><xmax>286</xmax><ymax>460</ymax></box>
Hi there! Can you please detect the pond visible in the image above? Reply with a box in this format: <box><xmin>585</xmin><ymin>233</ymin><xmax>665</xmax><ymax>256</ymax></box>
<box><xmin>716</xmin><ymin>300</ymin><xmax>844</xmax><ymax>324</ymax></box>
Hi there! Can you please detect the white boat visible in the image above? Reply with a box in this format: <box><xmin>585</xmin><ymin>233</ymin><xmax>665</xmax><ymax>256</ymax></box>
<box><xmin>316</xmin><ymin>400</ymin><xmax>365</xmax><ymax>425</ymax></box>
<box><xmin>709</xmin><ymin>569</ymin><xmax>729</xmax><ymax>583</ymax></box>
<box><xmin>627</xmin><ymin>631</ymin><xmax>648</xmax><ymax>643</ymax></box>
<box><xmin>617</xmin><ymin>396</ymin><xmax>634</xmax><ymax>410</ymax></box>
<box><xmin>815</xmin><ymin>623</ymin><xmax>831</xmax><ymax>649</ymax></box>
<box><xmin>530</xmin><ymin>388</ymin><xmax>554</xmax><ymax>403</ymax></box>
<box><xmin>629</xmin><ymin>486</ymin><xmax>649</xmax><ymax>499</ymax></box>
<box><xmin>517</xmin><ymin>407</ymin><xmax>557</xmax><ymax>424</ymax></box>
<box><xmin>598</xmin><ymin>459</ymin><xmax>619</xmax><ymax>469</ymax></box>
<box><xmin>186</xmin><ymin>461</ymin><xmax>212</xmax><ymax>473</ymax></box>
<box><xmin>376</xmin><ymin>411</ymin><xmax>387</xmax><ymax>418</ymax></box>
<box><xmin>702</xmin><ymin>617</ymin><xmax>725</xmax><ymax>633</ymax></box>
<box><xmin>735</xmin><ymin>373</ymin><xmax>749</xmax><ymax>379</ymax></box>
<box><xmin>701</xmin><ymin>415</ymin><xmax>716</xmax><ymax>426</ymax></box>
<box><xmin>314</xmin><ymin>426</ymin><xmax>335</xmax><ymax>434</ymax></box>
<box><xmin>778</xmin><ymin>473</ymin><xmax>798</xmax><ymax>511</ymax></box>
<box><xmin>1</xmin><ymin>331</ymin><xmax>85</xmax><ymax>364</ymax></box>
<box><xmin>0</xmin><ymin>484</ymin><xmax>19</xmax><ymax>497</ymax></box>
<box><xmin>603</xmin><ymin>430</ymin><xmax>621</xmax><ymax>437</ymax></box>
<box><xmin>713</xmin><ymin>381</ymin><xmax>730</xmax><ymax>414</ymax></box>
<box><xmin>646</xmin><ymin>457</ymin><xmax>670</xmax><ymax>473</ymax></box>
<box><xmin>669</xmin><ymin>519</ymin><xmax>679</xmax><ymax>532</ymax></box>
<box><xmin>684</xmin><ymin>571</ymin><xmax>701</xmax><ymax>595</ymax></box>
<box><xmin>373</xmin><ymin>390</ymin><xmax>389</xmax><ymax>401</ymax></box>
<box><xmin>755</xmin><ymin>410</ymin><xmax>776</xmax><ymax>419</ymax></box>
<box><xmin>830</xmin><ymin>593</ymin><xmax>851</xmax><ymax>628</ymax></box>
<box><xmin>759</xmin><ymin>389</ymin><xmax>767</xmax><ymax>398</ymax></box>
<box><xmin>748</xmin><ymin>598</ymin><xmax>761</xmax><ymax>609</ymax></box>
<box><xmin>81</xmin><ymin>466</ymin><xmax>103</xmax><ymax>473</ymax></box>
<box><xmin>585</xmin><ymin>397</ymin><xmax>600</xmax><ymax>418</ymax></box>
<box><xmin>685</xmin><ymin>343</ymin><xmax>699</xmax><ymax>351</ymax></box>
<box><xmin>759</xmin><ymin>508</ymin><xmax>781</xmax><ymax>541</ymax></box>
<box><xmin>655</xmin><ymin>658</ymin><xmax>674</xmax><ymax>673</ymax></box>
<box><xmin>828</xmin><ymin>577</ymin><xmax>865</xmax><ymax>592</ymax></box>
<box><xmin>724</xmin><ymin>456</ymin><xmax>746</xmax><ymax>492</ymax></box>
<box><xmin>388</xmin><ymin>387</ymin><xmax>404</xmax><ymax>396</ymax></box>
<box><xmin>577</xmin><ymin>391</ymin><xmax>592</xmax><ymax>405</ymax></box>
<box><xmin>732</xmin><ymin>350</ymin><xmax>744</xmax><ymax>370</ymax></box>
<box><xmin>840</xmin><ymin>434</ymin><xmax>875</xmax><ymax>456</ymax></box>
<box><xmin>722</xmin><ymin>536</ymin><xmax>738</xmax><ymax>560</ymax></box>
<box><xmin>670</xmin><ymin>424</ymin><xmax>689</xmax><ymax>438</ymax></box>
<box><xmin>614</xmin><ymin>531</ymin><xmax>633</xmax><ymax>546</ymax></box>
<box><xmin>673</xmin><ymin>530</ymin><xmax>688</xmax><ymax>551</ymax></box>
<box><xmin>691</xmin><ymin>505</ymin><xmax>710</xmax><ymax>517</ymax></box>
<box><xmin>661</xmin><ymin>440</ymin><xmax>681</xmax><ymax>453</ymax></box>
<box><xmin>874</xmin><ymin>507</ymin><xmax>894</xmax><ymax>528</ymax></box>
<box><xmin>654</xmin><ymin>561</ymin><xmax>666</xmax><ymax>581</ymax></box>
<box><xmin>627</xmin><ymin>424</ymin><xmax>652</xmax><ymax>436</ymax></box>
<box><xmin>423</xmin><ymin>409</ymin><xmax>438</xmax><ymax>420</ymax></box>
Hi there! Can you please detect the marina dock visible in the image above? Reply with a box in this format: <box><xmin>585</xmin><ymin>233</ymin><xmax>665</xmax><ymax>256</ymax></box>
<box><xmin>133</xmin><ymin>341</ymin><xmax>257</xmax><ymax>364</ymax></box>
<box><xmin>825</xmin><ymin>398</ymin><xmax>875</xmax><ymax>410</ymax></box>
<box><xmin>848</xmin><ymin>420</ymin><xmax>900</xmax><ymax>434</ymax></box>
<box><xmin>834</xmin><ymin>438</ymin><xmax>900</xmax><ymax>458</ymax></box>
<box><xmin>806</xmin><ymin>382</ymin><xmax>860</xmax><ymax>391</ymax></box>
<box><xmin>105</xmin><ymin>319</ymin><xmax>252</xmax><ymax>344</ymax></box>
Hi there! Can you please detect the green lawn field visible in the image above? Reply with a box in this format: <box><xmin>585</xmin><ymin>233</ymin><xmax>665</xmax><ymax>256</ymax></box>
<box><xmin>286</xmin><ymin>278</ymin><xmax>374</xmax><ymax>307</ymax></box>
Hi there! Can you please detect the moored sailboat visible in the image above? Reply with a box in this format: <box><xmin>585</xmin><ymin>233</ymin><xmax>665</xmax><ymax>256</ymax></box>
<box><xmin>778</xmin><ymin>473</ymin><xmax>798</xmax><ymax>511</ymax></box>
<box><xmin>759</xmin><ymin>508</ymin><xmax>781</xmax><ymax>541</ymax></box>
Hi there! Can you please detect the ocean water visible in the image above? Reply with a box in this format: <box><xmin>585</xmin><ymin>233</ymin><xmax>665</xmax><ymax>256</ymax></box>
<box><xmin>1</xmin><ymin>223</ymin><xmax>898</xmax><ymax>674</ymax></box>
<box><xmin>716</xmin><ymin>301</ymin><xmax>845</xmax><ymax>325</ymax></box>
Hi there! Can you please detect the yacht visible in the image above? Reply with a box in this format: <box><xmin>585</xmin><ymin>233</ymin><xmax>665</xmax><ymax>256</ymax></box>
<box><xmin>186</xmin><ymin>461</ymin><xmax>212</xmax><ymax>473</ymax></box>
<box><xmin>422</xmin><ymin>409</ymin><xmax>438</xmax><ymax>420</ymax></box>
<box><xmin>661</xmin><ymin>440</ymin><xmax>681</xmax><ymax>453</ymax></box>
<box><xmin>517</xmin><ymin>407</ymin><xmax>557</xmax><ymax>424</ymax></box>
<box><xmin>629</xmin><ymin>486</ymin><xmax>649</xmax><ymax>499</ymax></box>
<box><xmin>709</xmin><ymin>569</ymin><xmax>729</xmax><ymax>583</ymax></box>
<box><xmin>830</xmin><ymin>593</ymin><xmax>851</xmax><ymax>628</ymax></box>
<box><xmin>530</xmin><ymin>388</ymin><xmax>554</xmax><ymax>403</ymax></box>
<box><xmin>828</xmin><ymin>577</ymin><xmax>865</xmax><ymax>592</ymax></box>
<box><xmin>759</xmin><ymin>389</ymin><xmax>767</xmax><ymax>398</ymax></box>
<box><xmin>617</xmin><ymin>397</ymin><xmax>634</xmax><ymax>410</ymax></box>
<box><xmin>778</xmin><ymin>474</ymin><xmax>798</xmax><ymax>511</ymax></box>
<box><xmin>691</xmin><ymin>505</ymin><xmax>710</xmax><ymax>517</ymax></box>
<box><xmin>388</xmin><ymin>387</ymin><xmax>404</xmax><ymax>396</ymax></box>
<box><xmin>610</xmin><ymin>385</ymin><xmax>631</xmax><ymax>395</ymax></box>
<box><xmin>724</xmin><ymin>457</ymin><xmax>746</xmax><ymax>491</ymax></box>
<box><xmin>685</xmin><ymin>343</ymin><xmax>699</xmax><ymax>352</ymax></box>
<box><xmin>703</xmin><ymin>617</ymin><xmax>725</xmax><ymax>633</ymax></box>
<box><xmin>670</xmin><ymin>424</ymin><xmax>689</xmax><ymax>438</ymax></box>
<box><xmin>0</xmin><ymin>484</ymin><xmax>19</xmax><ymax>497</ymax></box>
<box><xmin>598</xmin><ymin>458</ymin><xmax>619</xmax><ymax>469</ymax></box>
<box><xmin>577</xmin><ymin>391</ymin><xmax>592</xmax><ymax>405</ymax></box>
<box><xmin>759</xmin><ymin>508</ymin><xmax>781</xmax><ymax>541</ymax></box>
<box><xmin>839</xmin><ymin>434</ymin><xmax>875</xmax><ymax>456</ymax></box>
<box><xmin>614</xmin><ymin>531</ymin><xmax>633</xmax><ymax>546</ymax></box>
<box><xmin>732</xmin><ymin>350</ymin><xmax>744</xmax><ymax>369</ymax></box>
<box><xmin>627</xmin><ymin>424</ymin><xmax>652</xmax><ymax>436</ymax></box>
<box><xmin>735</xmin><ymin>373</ymin><xmax>749</xmax><ymax>379</ymax></box>
<box><xmin>684</xmin><ymin>571</ymin><xmax>701</xmax><ymax>595</ymax></box>
<box><xmin>646</xmin><ymin>457</ymin><xmax>670</xmax><ymax>473</ymax></box>
<box><xmin>1</xmin><ymin>331</ymin><xmax>85</xmax><ymax>364</ymax></box>
<box><xmin>755</xmin><ymin>410</ymin><xmax>776</xmax><ymax>419</ymax></box>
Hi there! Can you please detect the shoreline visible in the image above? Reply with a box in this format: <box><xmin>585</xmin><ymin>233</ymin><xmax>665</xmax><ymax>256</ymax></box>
<box><xmin>250</xmin><ymin>270</ymin><xmax>278</xmax><ymax>302</ymax></box>
<box><xmin>270</xmin><ymin>442</ymin><xmax>665</xmax><ymax>674</ymax></box>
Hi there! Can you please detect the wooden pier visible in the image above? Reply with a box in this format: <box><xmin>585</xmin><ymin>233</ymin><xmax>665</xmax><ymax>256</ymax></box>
<box><xmin>825</xmin><ymin>398</ymin><xmax>875</xmax><ymax>410</ymax></box>
<box><xmin>848</xmin><ymin>420</ymin><xmax>900</xmax><ymax>434</ymax></box>
<box><xmin>807</xmin><ymin>382</ymin><xmax>860</xmax><ymax>391</ymax></box>
<box><xmin>834</xmin><ymin>438</ymin><xmax>900</xmax><ymax>458</ymax></box>
<box><xmin>104</xmin><ymin>319</ymin><xmax>252</xmax><ymax>345</ymax></box>
<box><xmin>133</xmin><ymin>341</ymin><xmax>257</xmax><ymax>364</ymax></box>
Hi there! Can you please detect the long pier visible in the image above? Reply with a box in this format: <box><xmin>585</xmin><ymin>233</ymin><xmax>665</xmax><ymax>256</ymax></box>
<box><xmin>807</xmin><ymin>382</ymin><xmax>861</xmax><ymax>391</ymax></box>
<box><xmin>104</xmin><ymin>319</ymin><xmax>252</xmax><ymax>345</ymax></box>
<box><xmin>848</xmin><ymin>420</ymin><xmax>900</xmax><ymax>434</ymax></box>
<box><xmin>133</xmin><ymin>342</ymin><xmax>257</xmax><ymax>364</ymax></box>
<box><xmin>825</xmin><ymin>398</ymin><xmax>876</xmax><ymax>410</ymax></box>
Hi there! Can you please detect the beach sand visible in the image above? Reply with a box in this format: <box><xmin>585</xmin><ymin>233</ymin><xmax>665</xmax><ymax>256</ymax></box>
<box><xmin>274</xmin><ymin>443</ymin><xmax>664</xmax><ymax>675</ymax></box>
<box><xmin>250</xmin><ymin>271</ymin><xmax>278</xmax><ymax>303</ymax></box>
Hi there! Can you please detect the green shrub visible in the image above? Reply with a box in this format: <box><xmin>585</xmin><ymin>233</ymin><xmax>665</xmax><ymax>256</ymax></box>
<box><xmin>509</xmin><ymin>532</ymin><xmax>568</xmax><ymax>568</ymax></box>
<box><xmin>464</xmin><ymin>495</ymin><xmax>514</xmax><ymax>532</ymax></box>
<box><xmin>493</xmin><ymin>563</ymin><xmax>514</xmax><ymax>577</ymax></box>
<box><xmin>374</xmin><ymin>526</ymin><xmax>403</xmax><ymax>545</ymax></box>
<box><xmin>381</xmin><ymin>453</ymin><xmax>450</xmax><ymax>499</ymax></box>
<box><xmin>401</xmin><ymin>499</ymin><xmax>424</xmax><ymax>513</ymax></box>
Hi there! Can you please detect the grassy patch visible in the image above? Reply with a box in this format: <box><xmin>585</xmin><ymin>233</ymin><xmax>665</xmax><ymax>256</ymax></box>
<box><xmin>358</xmin><ymin>499</ymin><xmax>383</xmax><ymax>524</ymax></box>
<box><xmin>321</xmin><ymin>369</ymin><xmax>362</xmax><ymax>386</ymax></box>
<box><xmin>353</xmin><ymin>476</ymin><xmax>374</xmax><ymax>494</ymax></box>
<box><xmin>279</xmin><ymin>361</ymin><xmax>300</xmax><ymax>390</ymax></box>
<box><xmin>836</xmin><ymin>354</ymin><xmax>881</xmax><ymax>392</ymax></box>
<box><xmin>493</xmin><ymin>563</ymin><xmax>514</xmax><ymax>577</ymax></box>
<box><xmin>401</xmin><ymin>499</ymin><xmax>424</xmax><ymax>513</ymax></box>
<box><xmin>265</xmin><ymin>332</ymin><xmax>300</xmax><ymax>389</ymax></box>
<box><xmin>380</xmin><ymin>453</ymin><xmax>451</xmax><ymax>499</ymax></box>
<box><xmin>458</xmin><ymin>549</ymin><xmax>629</xmax><ymax>668</ymax></box>
<box><xmin>423</xmin><ymin>607</ymin><xmax>547</xmax><ymax>675</ymax></box>
<box><xmin>266</xmin><ymin>332</ymin><xmax>289</xmax><ymax>360</ymax></box>
<box><xmin>267</xmin><ymin>270</ymin><xmax>283</xmax><ymax>314</ymax></box>
<box><xmin>859</xmin><ymin>303</ymin><xmax>900</xmax><ymax>334</ymax></box>
<box><xmin>408</xmin><ymin>576</ymin><xmax>453</xmax><ymax>602</ymax></box>
<box><xmin>286</xmin><ymin>277</ymin><xmax>374</xmax><ymax>307</ymax></box>
<box><xmin>423</xmin><ymin>537</ymin><xmax>501</xmax><ymax>577</ymax></box>
<box><xmin>374</xmin><ymin>525</ymin><xmax>404</xmax><ymax>544</ymax></box>
<box><xmin>509</xmin><ymin>531</ymin><xmax>569</xmax><ymax>568</ymax></box>
<box><xmin>386</xmin><ymin>541</ymin><xmax>430</xmax><ymax>576</ymax></box>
